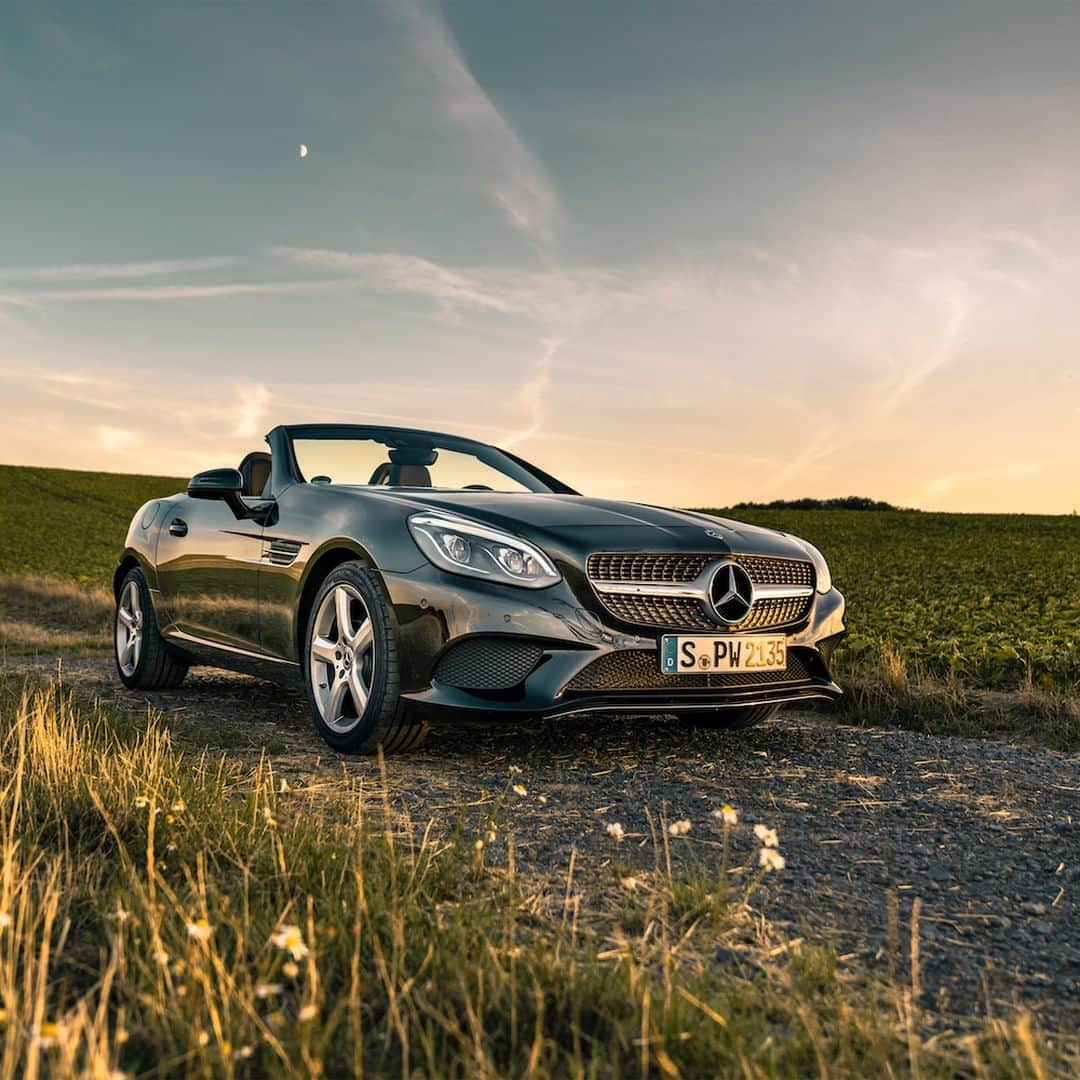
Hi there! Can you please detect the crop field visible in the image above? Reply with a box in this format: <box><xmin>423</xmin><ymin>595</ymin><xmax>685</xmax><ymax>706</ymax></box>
<box><xmin>0</xmin><ymin>464</ymin><xmax>185</xmax><ymax>587</ymax></box>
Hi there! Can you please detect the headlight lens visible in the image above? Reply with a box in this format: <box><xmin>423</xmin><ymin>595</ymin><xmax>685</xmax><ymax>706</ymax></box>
<box><xmin>408</xmin><ymin>513</ymin><xmax>561</xmax><ymax>589</ymax></box>
<box><xmin>793</xmin><ymin>538</ymin><xmax>832</xmax><ymax>594</ymax></box>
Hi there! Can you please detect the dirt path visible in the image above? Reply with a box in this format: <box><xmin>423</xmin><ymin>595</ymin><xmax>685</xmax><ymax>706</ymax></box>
<box><xmin>11</xmin><ymin>657</ymin><xmax>1079</xmax><ymax>1033</ymax></box>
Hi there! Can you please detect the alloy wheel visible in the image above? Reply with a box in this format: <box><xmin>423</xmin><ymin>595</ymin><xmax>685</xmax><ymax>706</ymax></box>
<box><xmin>116</xmin><ymin>579</ymin><xmax>143</xmax><ymax>676</ymax></box>
<box><xmin>309</xmin><ymin>583</ymin><xmax>376</xmax><ymax>733</ymax></box>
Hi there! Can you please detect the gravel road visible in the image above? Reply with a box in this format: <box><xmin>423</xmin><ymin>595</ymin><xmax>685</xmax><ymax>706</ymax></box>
<box><xmin>12</xmin><ymin>658</ymin><xmax>1079</xmax><ymax>1033</ymax></box>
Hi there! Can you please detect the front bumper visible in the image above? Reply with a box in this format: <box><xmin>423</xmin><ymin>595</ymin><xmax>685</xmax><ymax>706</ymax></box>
<box><xmin>381</xmin><ymin>564</ymin><xmax>845</xmax><ymax>720</ymax></box>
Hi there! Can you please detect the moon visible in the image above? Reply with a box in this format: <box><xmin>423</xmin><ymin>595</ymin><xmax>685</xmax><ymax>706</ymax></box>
<box><xmin>299</xmin><ymin>144</ymin><xmax>308</xmax><ymax>158</ymax></box>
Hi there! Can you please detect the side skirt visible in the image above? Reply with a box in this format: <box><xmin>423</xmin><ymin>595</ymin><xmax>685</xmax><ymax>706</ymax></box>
<box><xmin>165</xmin><ymin>630</ymin><xmax>303</xmax><ymax>686</ymax></box>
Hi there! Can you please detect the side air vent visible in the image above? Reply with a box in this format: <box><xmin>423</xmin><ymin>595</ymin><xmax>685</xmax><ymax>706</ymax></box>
<box><xmin>265</xmin><ymin>539</ymin><xmax>303</xmax><ymax>566</ymax></box>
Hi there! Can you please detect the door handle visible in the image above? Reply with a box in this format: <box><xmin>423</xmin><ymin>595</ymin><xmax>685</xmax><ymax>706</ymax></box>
<box><xmin>169</xmin><ymin>518</ymin><xmax>188</xmax><ymax>537</ymax></box>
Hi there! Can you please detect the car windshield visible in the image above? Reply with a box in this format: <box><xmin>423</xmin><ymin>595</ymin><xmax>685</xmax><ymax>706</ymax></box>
<box><xmin>287</xmin><ymin>428</ymin><xmax>559</xmax><ymax>494</ymax></box>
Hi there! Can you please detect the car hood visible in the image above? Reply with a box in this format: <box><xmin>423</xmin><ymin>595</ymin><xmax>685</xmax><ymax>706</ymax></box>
<box><xmin>354</xmin><ymin>488</ymin><xmax>810</xmax><ymax>561</ymax></box>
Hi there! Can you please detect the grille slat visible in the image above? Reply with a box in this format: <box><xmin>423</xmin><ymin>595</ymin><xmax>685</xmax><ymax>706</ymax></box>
<box><xmin>566</xmin><ymin>650</ymin><xmax>812</xmax><ymax>692</ymax></box>
<box><xmin>586</xmin><ymin>552</ymin><xmax>814</xmax><ymax>632</ymax></box>
<box><xmin>265</xmin><ymin>539</ymin><xmax>302</xmax><ymax>566</ymax></box>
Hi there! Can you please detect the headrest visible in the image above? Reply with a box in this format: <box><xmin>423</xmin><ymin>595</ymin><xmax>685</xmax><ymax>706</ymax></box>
<box><xmin>388</xmin><ymin>463</ymin><xmax>432</xmax><ymax>487</ymax></box>
<box><xmin>389</xmin><ymin>446</ymin><xmax>438</xmax><ymax>467</ymax></box>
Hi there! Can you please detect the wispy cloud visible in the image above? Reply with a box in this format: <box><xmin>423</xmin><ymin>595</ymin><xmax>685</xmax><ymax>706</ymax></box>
<box><xmin>500</xmin><ymin>337</ymin><xmax>560</xmax><ymax>449</ymax></box>
<box><xmin>914</xmin><ymin>462</ymin><xmax>1042</xmax><ymax>506</ymax></box>
<box><xmin>9</xmin><ymin>280</ymin><xmax>349</xmax><ymax>303</ymax></box>
<box><xmin>390</xmin><ymin>0</ymin><xmax>561</xmax><ymax>249</ymax></box>
<box><xmin>0</xmin><ymin>256</ymin><xmax>240</xmax><ymax>282</ymax></box>
<box><xmin>270</xmin><ymin>245</ymin><xmax>636</xmax><ymax>324</ymax></box>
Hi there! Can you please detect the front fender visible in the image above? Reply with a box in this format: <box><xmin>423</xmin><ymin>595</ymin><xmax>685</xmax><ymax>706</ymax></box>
<box><xmin>114</xmin><ymin>498</ymin><xmax>175</xmax><ymax>596</ymax></box>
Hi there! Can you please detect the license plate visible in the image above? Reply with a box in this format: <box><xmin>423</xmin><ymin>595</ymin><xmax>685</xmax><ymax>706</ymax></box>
<box><xmin>660</xmin><ymin>634</ymin><xmax>787</xmax><ymax>674</ymax></box>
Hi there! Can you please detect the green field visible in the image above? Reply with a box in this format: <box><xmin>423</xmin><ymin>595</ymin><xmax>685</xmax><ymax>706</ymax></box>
<box><xmin>1</xmin><ymin>464</ymin><xmax>1077</xmax><ymax>694</ymax></box>
<box><xmin>0</xmin><ymin>463</ymin><xmax>185</xmax><ymax>587</ymax></box>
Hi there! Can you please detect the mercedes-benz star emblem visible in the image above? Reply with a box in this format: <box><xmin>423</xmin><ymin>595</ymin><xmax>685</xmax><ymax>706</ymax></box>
<box><xmin>708</xmin><ymin>561</ymin><xmax>754</xmax><ymax>625</ymax></box>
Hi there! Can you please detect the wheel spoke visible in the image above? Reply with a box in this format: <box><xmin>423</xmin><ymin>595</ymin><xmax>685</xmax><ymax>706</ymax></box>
<box><xmin>347</xmin><ymin>669</ymin><xmax>369</xmax><ymax>716</ymax></box>
<box><xmin>120</xmin><ymin>637</ymin><xmax>135</xmax><ymax>666</ymax></box>
<box><xmin>118</xmin><ymin>608</ymin><xmax>134</xmax><ymax>629</ymax></box>
<box><xmin>352</xmin><ymin>618</ymin><xmax>373</xmax><ymax>658</ymax></box>
<box><xmin>326</xmin><ymin>675</ymin><xmax>350</xmax><ymax>720</ymax></box>
<box><xmin>334</xmin><ymin>588</ymin><xmax>354</xmax><ymax>645</ymax></box>
<box><xmin>310</xmin><ymin>636</ymin><xmax>338</xmax><ymax>665</ymax></box>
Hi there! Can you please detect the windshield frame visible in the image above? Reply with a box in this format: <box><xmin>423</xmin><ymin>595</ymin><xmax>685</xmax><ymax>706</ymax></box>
<box><xmin>274</xmin><ymin>424</ymin><xmax>578</xmax><ymax>495</ymax></box>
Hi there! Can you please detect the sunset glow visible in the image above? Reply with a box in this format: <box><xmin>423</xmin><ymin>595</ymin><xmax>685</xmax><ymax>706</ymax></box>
<box><xmin>2</xmin><ymin>2</ymin><xmax>1078</xmax><ymax>512</ymax></box>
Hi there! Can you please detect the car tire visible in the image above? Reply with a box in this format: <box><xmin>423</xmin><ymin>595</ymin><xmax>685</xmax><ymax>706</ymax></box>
<box><xmin>302</xmin><ymin>561</ymin><xmax>429</xmax><ymax>755</ymax></box>
<box><xmin>676</xmin><ymin>704</ymin><xmax>780</xmax><ymax>730</ymax></box>
<box><xmin>115</xmin><ymin>567</ymin><xmax>189</xmax><ymax>690</ymax></box>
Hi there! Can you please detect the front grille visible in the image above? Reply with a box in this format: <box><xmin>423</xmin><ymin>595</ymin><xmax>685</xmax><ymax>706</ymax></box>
<box><xmin>586</xmin><ymin>552</ymin><xmax>813</xmax><ymax>589</ymax></box>
<box><xmin>739</xmin><ymin>596</ymin><xmax>813</xmax><ymax>631</ymax></box>
<box><xmin>587</xmin><ymin>553</ymin><xmax>712</xmax><ymax>584</ymax></box>
<box><xmin>586</xmin><ymin>551</ymin><xmax>814</xmax><ymax>632</ymax></box>
<box><xmin>432</xmin><ymin>637</ymin><xmax>544</xmax><ymax>691</ymax></box>
<box><xmin>601</xmin><ymin>594</ymin><xmax>716</xmax><ymax>631</ymax></box>
<box><xmin>565</xmin><ymin>650</ymin><xmax>812</xmax><ymax>692</ymax></box>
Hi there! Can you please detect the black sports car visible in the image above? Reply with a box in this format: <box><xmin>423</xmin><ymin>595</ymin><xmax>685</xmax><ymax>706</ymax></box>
<box><xmin>115</xmin><ymin>424</ymin><xmax>845</xmax><ymax>753</ymax></box>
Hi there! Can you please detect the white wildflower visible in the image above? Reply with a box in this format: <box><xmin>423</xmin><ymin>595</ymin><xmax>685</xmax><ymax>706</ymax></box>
<box><xmin>271</xmin><ymin>924</ymin><xmax>309</xmax><ymax>961</ymax></box>
<box><xmin>668</xmin><ymin>819</ymin><xmax>692</xmax><ymax>837</ymax></box>
<box><xmin>759</xmin><ymin>847</ymin><xmax>786</xmax><ymax>872</ymax></box>
<box><xmin>753</xmin><ymin>824</ymin><xmax>779</xmax><ymax>848</ymax></box>
<box><xmin>185</xmin><ymin>919</ymin><xmax>213</xmax><ymax>943</ymax></box>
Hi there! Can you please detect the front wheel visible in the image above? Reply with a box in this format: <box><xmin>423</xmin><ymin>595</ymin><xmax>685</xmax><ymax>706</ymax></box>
<box><xmin>676</xmin><ymin>704</ymin><xmax>780</xmax><ymax>730</ymax></box>
<box><xmin>115</xmin><ymin>568</ymin><xmax>189</xmax><ymax>690</ymax></box>
<box><xmin>303</xmin><ymin>562</ymin><xmax>428</xmax><ymax>754</ymax></box>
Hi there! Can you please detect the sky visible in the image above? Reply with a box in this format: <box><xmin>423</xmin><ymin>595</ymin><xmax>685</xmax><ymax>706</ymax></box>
<box><xmin>2</xmin><ymin>0</ymin><xmax>1079</xmax><ymax>513</ymax></box>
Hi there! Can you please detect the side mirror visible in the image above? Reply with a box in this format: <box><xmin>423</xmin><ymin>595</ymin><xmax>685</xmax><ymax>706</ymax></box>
<box><xmin>188</xmin><ymin>468</ymin><xmax>247</xmax><ymax>519</ymax></box>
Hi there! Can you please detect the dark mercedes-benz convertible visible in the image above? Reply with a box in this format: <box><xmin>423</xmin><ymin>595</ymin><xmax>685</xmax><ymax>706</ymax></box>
<box><xmin>114</xmin><ymin>424</ymin><xmax>845</xmax><ymax>753</ymax></box>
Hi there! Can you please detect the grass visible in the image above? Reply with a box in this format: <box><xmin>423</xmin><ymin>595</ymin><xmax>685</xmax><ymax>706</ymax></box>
<box><xmin>834</xmin><ymin>646</ymin><xmax>1080</xmax><ymax>749</ymax></box>
<box><xmin>0</xmin><ymin>464</ymin><xmax>183</xmax><ymax>587</ymax></box>
<box><xmin>0</xmin><ymin>671</ymin><xmax>1073</xmax><ymax>1077</ymax></box>
<box><xmin>0</xmin><ymin>575</ymin><xmax>113</xmax><ymax>659</ymax></box>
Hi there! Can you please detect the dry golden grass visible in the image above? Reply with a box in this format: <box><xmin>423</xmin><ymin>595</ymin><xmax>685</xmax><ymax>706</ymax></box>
<box><xmin>0</xmin><ymin>672</ymin><xmax>1074</xmax><ymax>1077</ymax></box>
<box><xmin>0</xmin><ymin>575</ymin><xmax>112</xmax><ymax>657</ymax></box>
<box><xmin>836</xmin><ymin>643</ymin><xmax>1080</xmax><ymax>749</ymax></box>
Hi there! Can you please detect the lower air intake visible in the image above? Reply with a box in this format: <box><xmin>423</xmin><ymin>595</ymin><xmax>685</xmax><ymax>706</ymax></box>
<box><xmin>432</xmin><ymin>637</ymin><xmax>544</xmax><ymax>691</ymax></box>
<box><xmin>565</xmin><ymin>650</ymin><xmax>812</xmax><ymax>692</ymax></box>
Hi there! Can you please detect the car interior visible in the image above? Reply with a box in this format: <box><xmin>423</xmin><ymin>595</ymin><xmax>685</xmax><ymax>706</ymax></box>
<box><xmin>238</xmin><ymin>451</ymin><xmax>272</xmax><ymax>498</ymax></box>
<box><xmin>368</xmin><ymin>446</ymin><xmax>436</xmax><ymax>488</ymax></box>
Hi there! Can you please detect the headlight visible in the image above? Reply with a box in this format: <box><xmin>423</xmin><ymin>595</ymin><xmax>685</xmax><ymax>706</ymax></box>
<box><xmin>408</xmin><ymin>513</ymin><xmax>561</xmax><ymax>589</ymax></box>
<box><xmin>792</xmin><ymin>538</ymin><xmax>832</xmax><ymax>594</ymax></box>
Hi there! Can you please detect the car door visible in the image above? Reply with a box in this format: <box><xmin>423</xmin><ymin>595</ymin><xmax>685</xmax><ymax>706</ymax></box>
<box><xmin>154</xmin><ymin>495</ymin><xmax>263</xmax><ymax>653</ymax></box>
<box><xmin>256</xmin><ymin>482</ymin><xmax>316</xmax><ymax>661</ymax></box>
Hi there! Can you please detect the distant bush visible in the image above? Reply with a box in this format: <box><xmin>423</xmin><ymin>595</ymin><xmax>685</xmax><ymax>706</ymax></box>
<box><xmin>723</xmin><ymin>495</ymin><xmax>910</xmax><ymax>512</ymax></box>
